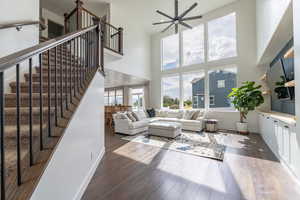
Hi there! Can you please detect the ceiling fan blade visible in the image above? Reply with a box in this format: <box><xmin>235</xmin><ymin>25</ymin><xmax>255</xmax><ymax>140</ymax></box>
<box><xmin>175</xmin><ymin>0</ymin><xmax>179</xmax><ymax>17</ymax></box>
<box><xmin>179</xmin><ymin>21</ymin><xmax>193</xmax><ymax>29</ymax></box>
<box><xmin>156</xmin><ymin>10</ymin><xmax>174</xmax><ymax>20</ymax></box>
<box><xmin>152</xmin><ymin>20</ymin><xmax>174</xmax><ymax>25</ymax></box>
<box><xmin>161</xmin><ymin>22</ymin><xmax>175</xmax><ymax>33</ymax></box>
<box><xmin>179</xmin><ymin>3</ymin><xmax>198</xmax><ymax>19</ymax></box>
<box><xmin>182</xmin><ymin>15</ymin><xmax>203</xmax><ymax>21</ymax></box>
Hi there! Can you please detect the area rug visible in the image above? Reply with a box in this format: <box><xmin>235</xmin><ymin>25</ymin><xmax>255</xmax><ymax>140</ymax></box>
<box><xmin>121</xmin><ymin>131</ymin><xmax>226</xmax><ymax>161</ymax></box>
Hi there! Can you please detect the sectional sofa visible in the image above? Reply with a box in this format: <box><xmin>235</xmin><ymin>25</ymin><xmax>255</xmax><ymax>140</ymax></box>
<box><xmin>113</xmin><ymin>109</ymin><xmax>205</xmax><ymax>135</ymax></box>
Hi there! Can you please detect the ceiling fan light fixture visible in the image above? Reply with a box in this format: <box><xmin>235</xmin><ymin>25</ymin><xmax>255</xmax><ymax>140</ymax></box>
<box><xmin>153</xmin><ymin>0</ymin><xmax>203</xmax><ymax>34</ymax></box>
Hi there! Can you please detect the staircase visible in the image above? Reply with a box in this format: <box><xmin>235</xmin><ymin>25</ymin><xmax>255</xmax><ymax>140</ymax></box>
<box><xmin>0</xmin><ymin>23</ymin><xmax>104</xmax><ymax>200</ymax></box>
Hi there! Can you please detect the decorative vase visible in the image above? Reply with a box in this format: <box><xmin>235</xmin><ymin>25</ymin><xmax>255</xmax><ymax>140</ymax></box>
<box><xmin>236</xmin><ymin>122</ymin><xmax>249</xmax><ymax>134</ymax></box>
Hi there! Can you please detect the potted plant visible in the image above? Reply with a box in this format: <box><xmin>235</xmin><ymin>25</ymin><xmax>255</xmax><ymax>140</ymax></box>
<box><xmin>228</xmin><ymin>81</ymin><xmax>264</xmax><ymax>134</ymax></box>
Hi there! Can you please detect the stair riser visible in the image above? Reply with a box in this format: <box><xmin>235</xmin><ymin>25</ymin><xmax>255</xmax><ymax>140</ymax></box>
<box><xmin>5</xmin><ymin>111</ymin><xmax>55</xmax><ymax>125</ymax></box>
<box><xmin>10</xmin><ymin>85</ymin><xmax>75</xmax><ymax>93</ymax></box>
<box><xmin>35</xmin><ymin>67</ymin><xmax>85</xmax><ymax>74</ymax></box>
<box><xmin>5</xmin><ymin>96</ymin><xmax>64</xmax><ymax>107</ymax></box>
<box><xmin>42</xmin><ymin>59</ymin><xmax>79</xmax><ymax>66</ymax></box>
<box><xmin>25</xmin><ymin>76</ymin><xmax>81</xmax><ymax>83</ymax></box>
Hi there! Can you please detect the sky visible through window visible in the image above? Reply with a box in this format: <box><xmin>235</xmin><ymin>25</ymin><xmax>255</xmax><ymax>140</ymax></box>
<box><xmin>208</xmin><ymin>13</ymin><xmax>237</xmax><ymax>61</ymax></box>
<box><xmin>183</xmin><ymin>25</ymin><xmax>205</xmax><ymax>66</ymax></box>
<box><xmin>162</xmin><ymin>34</ymin><xmax>179</xmax><ymax>70</ymax></box>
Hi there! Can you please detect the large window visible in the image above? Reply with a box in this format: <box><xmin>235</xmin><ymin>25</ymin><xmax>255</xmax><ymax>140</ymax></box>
<box><xmin>132</xmin><ymin>88</ymin><xmax>144</xmax><ymax>111</ymax></box>
<box><xmin>209</xmin><ymin>67</ymin><xmax>237</xmax><ymax>108</ymax></box>
<box><xmin>162</xmin><ymin>34</ymin><xmax>179</xmax><ymax>70</ymax></box>
<box><xmin>182</xmin><ymin>25</ymin><xmax>205</xmax><ymax>66</ymax></box>
<box><xmin>162</xmin><ymin>75</ymin><xmax>180</xmax><ymax>109</ymax></box>
<box><xmin>208</xmin><ymin>13</ymin><xmax>237</xmax><ymax>61</ymax></box>
<box><xmin>105</xmin><ymin>88</ymin><xmax>124</xmax><ymax>106</ymax></box>
<box><xmin>160</xmin><ymin>12</ymin><xmax>238</xmax><ymax>110</ymax></box>
<box><xmin>182</xmin><ymin>72</ymin><xmax>205</xmax><ymax>109</ymax></box>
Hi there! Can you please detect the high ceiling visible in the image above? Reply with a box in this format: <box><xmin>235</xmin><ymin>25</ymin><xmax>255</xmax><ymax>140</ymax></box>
<box><xmin>41</xmin><ymin>0</ymin><xmax>238</xmax><ymax>34</ymax></box>
<box><xmin>131</xmin><ymin>0</ymin><xmax>239</xmax><ymax>34</ymax></box>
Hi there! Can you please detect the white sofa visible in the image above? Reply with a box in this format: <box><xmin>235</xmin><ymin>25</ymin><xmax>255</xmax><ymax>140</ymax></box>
<box><xmin>113</xmin><ymin>109</ymin><xmax>205</xmax><ymax>135</ymax></box>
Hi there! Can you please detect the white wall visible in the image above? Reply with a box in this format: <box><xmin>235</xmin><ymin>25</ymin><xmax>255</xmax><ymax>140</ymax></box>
<box><xmin>30</xmin><ymin>73</ymin><xmax>105</xmax><ymax>200</ymax></box>
<box><xmin>41</xmin><ymin>8</ymin><xmax>64</xmax><ymax>38</ymax></box>
<box><xmin>107</xmin><ymin>0</ymin><xmax>151</xmax><ymax>81</ymax></box>
<box><xmin>150</xmin><ymin>0</ymin><xmax>261</xmax><ymax>133</ymax></box>
<box><xmin>256</xmin><ymin>0</ymin><xmax>292</xmax><ymax>63</ymax></box>
<box><xmin>0</xmin><ymin>0</ymin><xmax>39</xmax><ymax>89</ymax></box>
<box><xmin>294</xmin><ymin>0</ymin><xmax>300</xmax><ymax>147</ymax></box>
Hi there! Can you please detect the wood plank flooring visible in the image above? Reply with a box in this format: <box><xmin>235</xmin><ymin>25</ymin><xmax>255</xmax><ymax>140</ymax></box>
<box><xmin>81</xmin><ymin>129</ymin><xmax>300</xmax><ymax>200</ymax></box>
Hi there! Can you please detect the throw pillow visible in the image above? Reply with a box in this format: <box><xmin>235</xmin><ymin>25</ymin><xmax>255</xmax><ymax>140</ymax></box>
<box><xmin>126</xmin><ymin>112</ymin><xmax>136</xmax><ymax>122</ymax></box>
<box><xmin>146</xmin><ymin>108</ymin><xmax>156</xmax><ymax>118</ymax></box>
<box><xmin>131</xmin><ymin>112</ymin><xmax>140</xmax><ymax>121</ymax></box>
<box><xmin>183</xmin><ymin>110</ymin><xmax>194</xmax><ymax>120</ymax></box>
<box><xmin>191</xmin><ymin>110</ymin><xmax>201</xmax><ymax>120</ymax></box>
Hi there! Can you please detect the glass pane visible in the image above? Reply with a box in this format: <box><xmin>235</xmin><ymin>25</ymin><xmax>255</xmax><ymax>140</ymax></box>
<box><xmin>183</xmin><ymin>25</ymin><xmax>205</xmax><ymax>66</ymax></box>
<box><xmin>104</xmin><ymin>91</ymin><xmax>108</xmax><ymax>97</ymax></box>
<box><xmin>162</xmin><ymin>34</ymin><xmax>179</xmax><ymax>70</ymax></box>
<box><xmin>104</xmin><ymin>97</ymin><xmax>109</xmax><ymax>105</ymax></box>
<box><xmin>116</xmin><ymin>96</ymin><xmax>123</xmax><ymax>105</ymax></box>
<box><xmin>108</xmin><ymin>90</ymin><xmax>116</xmax><ymax>105</ymax></box>
<box><xmin>116</xmin><ymin>89</ymin><xmax>123</xmax><ymax>96</ymax></box>
<box><xmin>209</xmin><ymin>67</ymin><xmax>237</xmax><ymax>108</ymax></box>
<box><xmin>162</xmin><ymin>75</ymin><xmax>180</xmax><ymax>109</ymax></box>
<box><xmin>132</xmin><ymin>95</ymin><xmax>140</xmax><ymax>111</ymax></box>
<box><xmin>208</xmin><ymin>13</ymin><xmax>237</xmax><ymax>61</ymax></box>
<box><xmin>182</xmin><ymin>72</ymin><xmax>205</xmax><ymax>109</ymax></box>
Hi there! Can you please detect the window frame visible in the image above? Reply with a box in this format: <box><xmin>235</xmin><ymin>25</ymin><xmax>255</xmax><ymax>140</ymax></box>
<box><xmin>160</xmin><ymin>12</ymin><xmax>238</xmax><ymax>71</ymax></box>
<box><xmin>159</xmin><ymin>11</ymin><xmax>238</xmax><ymax>111</ymax></box>
<box><xmin>209</xmin><ymin>95</ymin><xmax>215</xmax><ymax>106</ymax></box>
<box><xmin>217</xmin><ymin>80</ymin><xmax>226</xmax><ymax>88</ymax></box>
<box><xmin>105</xmin><ymin>88</ymin><xmax>124</xmax><ymax>106</ymax></box>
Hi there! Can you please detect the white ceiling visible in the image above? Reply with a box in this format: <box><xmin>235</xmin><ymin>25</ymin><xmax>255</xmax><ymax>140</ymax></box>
<box><xmin>104</xmin><ymin>69</ymin><xmax>149</xmax><ymax>88</ymax></box>
<box><xmin>130</xmin><ymin>0</ymin><xmax>238</xmax><ymax>34</ymax></box>
<box><xmin>41</xmin><ymin>0</ymin><xmax>238</xmax><ymax>34</ymax></box>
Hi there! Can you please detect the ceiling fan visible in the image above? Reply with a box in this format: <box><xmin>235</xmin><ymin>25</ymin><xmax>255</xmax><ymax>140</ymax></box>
<box><xmin>153</xmin><ymin>0</ymin><xmax>203</xmax><ymax>34</ymax></box>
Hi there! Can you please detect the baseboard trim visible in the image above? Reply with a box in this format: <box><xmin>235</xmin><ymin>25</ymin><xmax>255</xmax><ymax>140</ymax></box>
<box><xmin>73</xmin><ymin>148</ymin><xmax>105</xmax><ymax>200</ymax></box>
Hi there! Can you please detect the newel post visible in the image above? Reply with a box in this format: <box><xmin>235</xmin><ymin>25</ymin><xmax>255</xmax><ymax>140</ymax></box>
<box><xmin>118</xmin><ymin>27</ymin><xmax>123</xmax><ymax>55</ymax></box>
<box><xmin>64</xmin><ymin>13</ymin><xmax>69</xmax><ymax>33</ymax></box>
<box><xmin>93</xmin><ymin>17</ymin><xmax>104</xmax><ymax>72</ymax></box>
<box><xmin>75</xmin><ymin>0</ymin><xmax>83</xmax><ymax>30</ymax></box>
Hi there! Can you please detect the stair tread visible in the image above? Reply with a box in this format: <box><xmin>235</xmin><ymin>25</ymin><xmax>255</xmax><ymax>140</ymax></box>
<box><xmin>4</xmin><ymin>107</ymin><xmax>55</xmax><ymax>113</ymax></box>
<box><xmin>5</xmin><ymin>124</ymin><xmax>47</xmax><ymax>138</ymax></box>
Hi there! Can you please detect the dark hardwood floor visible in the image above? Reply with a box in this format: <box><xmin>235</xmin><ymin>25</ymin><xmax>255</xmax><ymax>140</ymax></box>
<box><xmin>81</xmin><ymin>129</ymin><xmax>300</xmax><ymax>200</ymax></box>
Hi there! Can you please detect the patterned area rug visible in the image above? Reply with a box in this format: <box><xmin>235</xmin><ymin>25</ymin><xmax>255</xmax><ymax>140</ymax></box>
<box><xmin>121</xmin><ymin>131</ymin><xmax>226</xmax><ymax>161</ymax></box>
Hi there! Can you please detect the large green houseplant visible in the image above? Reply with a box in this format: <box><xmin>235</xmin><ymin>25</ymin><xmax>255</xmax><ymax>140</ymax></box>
<box><xmin>228</xmin><ymin>81</ymin><xmax>264</xmax><ymax>134</ymax></box>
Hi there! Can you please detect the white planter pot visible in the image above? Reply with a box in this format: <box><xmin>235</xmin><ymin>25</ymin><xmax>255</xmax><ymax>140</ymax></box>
<box><xmin>236</xmin><ymin>122</ymin><xmax>248</xmax><ymax>134</ymax></box>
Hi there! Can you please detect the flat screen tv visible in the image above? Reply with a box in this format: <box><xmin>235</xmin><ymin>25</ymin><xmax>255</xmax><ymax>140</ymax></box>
<box><xmin>268</xmin><ymin>59</ymin><xmax>291</xmax><ymax>100</ymax></box>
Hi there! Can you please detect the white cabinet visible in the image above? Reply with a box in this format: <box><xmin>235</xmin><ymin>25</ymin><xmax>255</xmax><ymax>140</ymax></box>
<box><xmin>290</xmin><ymin>126</ymin><xmax>300</xmax><ymax>176</ymax></box>
<box><xmin>258</xmin><ymin>112</ymin><xmax>299</xmax><ymax>179</ymax></box>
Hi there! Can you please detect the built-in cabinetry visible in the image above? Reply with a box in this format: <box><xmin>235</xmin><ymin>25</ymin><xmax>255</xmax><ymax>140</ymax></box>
<box><xmin>258</xmin><ymin>112</ymin><xmax>300</xmax><ymax>179</ymax></box>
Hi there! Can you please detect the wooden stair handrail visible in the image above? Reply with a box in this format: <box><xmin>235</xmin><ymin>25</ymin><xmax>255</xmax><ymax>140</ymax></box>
<box><xmin>0</xmin><ymin>25</ymin><xmax>98</xmax><ymax>72</ymax></box>
<box><xmin>64</xmin><ymin>0</ymin><xmax>124</xmax><ymax>55</ymax></box>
